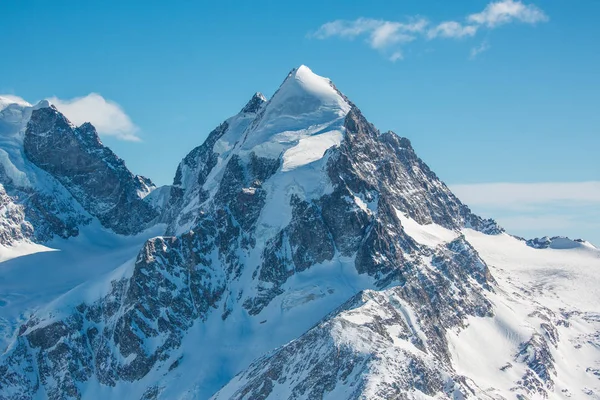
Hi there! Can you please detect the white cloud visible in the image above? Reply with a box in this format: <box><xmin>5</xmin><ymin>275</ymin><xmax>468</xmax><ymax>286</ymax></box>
<box><xmin>389</xmin><ymin>51</ymin><xmax>403</xmax><ymax>62</ymax></box>
<box><xmin>470</xmin><ymin>41</ymin><xmax>491</xmax><ymax>59</ymax></box>
<box><xmin>427</xmin><ymin>21</ymin><xmax>478</xmax><ymax>39</ymax></box>
<box><xmin>451</xmin><ymin>182</ymin><xmax>600</xmax><ymax>244</ymax></box>
<box><xmin>493</xmin><ymin>215</ymin><xmax>579</xmax><ymax>231</ymax></box>
<box><xmin>311</xmin><ymin>18</ymin><xmax>428</xmax><ymax>43</ymax></box>
<box><xmin>468</xmin><ymin>0</ymin><xmax>549</xmax><ymax>27</ymax></box>
<box><xmin>369</xmin><ymin>22</ymin><xmax>416</xmax><ymax>49</ymax></box>
<box><xmin>49</xmin><ymin>93</ymin><xmax>140</xmax><ymax>142</ymax></box>
<box><xmin>311</xmin><ymin>18</ymin><xmax>381</xmax><ymax>40</ymax></box>
<box><xmin>310</xmin><ymin>18</ymin><xmax>427</xmax><ymax>58</ymax></box>
<box><xmin>450</xmin><ymin>181</ymin><xmax>600</xmax><ymax>208</ymax></box>
<box><xmin>311</xmin><ymin>0</ymin><xmax>548</xmax><ymax>61</ymax></box>
<box><xmin>0</xmin><ymin>94</ymin><xmax>31</xmax><ymax>107</ymax></box>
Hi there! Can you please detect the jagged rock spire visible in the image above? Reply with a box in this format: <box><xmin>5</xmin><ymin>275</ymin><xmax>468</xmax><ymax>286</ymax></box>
<box><xmin>240</xmin><ymin>92</ymin><xmax>267</xmax><ymax>114</ymax></box>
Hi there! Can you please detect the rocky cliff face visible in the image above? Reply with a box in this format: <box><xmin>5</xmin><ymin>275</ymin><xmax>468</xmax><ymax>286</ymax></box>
<box><xmin>0</xmin><ymin>174</ymin><xmax>86</xmax><ymax>244</ymax></box>
<box><xmin>0</xmin><ymin>98</ymin><xmax>159</xmax><ymax>244</ymax></box>
<box><xmin>0</xmin><ymin>67</ymin><xmax>597</xmax><ymax>400</ymax></box>
<box><xmin>23</xmin><ymin>105</ymin><xmax>158</xmax><ymax>235</ymax></box>
<box><xmin>0</xmin><ymin>100</ymin><xmax>89</xmax><ymax>244</ymax></box>
<box><xmin>215</xmin><ymin>237</ymin><xmax>495</xmax><ymax>400</ymax></box>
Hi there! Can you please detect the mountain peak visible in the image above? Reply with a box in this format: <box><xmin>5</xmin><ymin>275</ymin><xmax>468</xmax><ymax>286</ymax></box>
<box><xmin>239</xmin><ymin>65</ymin><xmax>351</xmax><ymax>162</ymax></box>
<box><xmin>32</xmin><ymin>99</ymin><xmax>52</xmax><ymax>110</ymax></box>
<box><xmin>240</xmin><ymin>92</ymin><xmax>267</xmax><ymax>114</ymax></box>
<box><xmin>23</xmin><ymin>106</ymin><xmax>159</xmax><ymax>234</ymax></box>
<box><xmin>275</xmin><ymin>64</ymin><xmax>346</xmax><ymax>109</ymax></box>
<box><xmin>288</xmin><ymin>64</ymin><xmax>312</xmax><ymax>77</ymax></box>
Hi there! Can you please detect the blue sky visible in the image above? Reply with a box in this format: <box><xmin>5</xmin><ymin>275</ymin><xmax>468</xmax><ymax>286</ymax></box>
<box><xmin>1</xmin><ymin>0</ymin><xmax>599</xmax><ymax>244</ymax></box>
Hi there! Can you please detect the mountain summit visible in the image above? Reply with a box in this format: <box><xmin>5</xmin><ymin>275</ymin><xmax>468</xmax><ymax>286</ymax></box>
<box><xmin>0</xmin><ymin>67</ymin><xmax>598</xmax><ymax>400</ymax></box>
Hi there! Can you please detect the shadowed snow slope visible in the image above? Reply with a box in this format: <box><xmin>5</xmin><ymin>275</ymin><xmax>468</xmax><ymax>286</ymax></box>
<box><xmin>0</xmin><ymin>68</ymin><xmax>598</xmax><ymax>400</ymax></box>
<box><xmin>0</xmin><ymin>223</ymin><xmax>166</xmax><ymax>350</ymax></box>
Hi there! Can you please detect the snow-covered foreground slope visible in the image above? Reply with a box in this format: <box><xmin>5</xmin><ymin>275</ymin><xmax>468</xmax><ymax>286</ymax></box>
<box><xmin>0</xmin><ymin>223</ymin><xmax>165</xmax><ymax>349</ymax></box>
<box><xmin>0</xmin><ymin>66</ymin><xmax>598</xmax><ymax>400</ymax></box>
<box><xmin>452</xmin><ymin>230</ymin><xmax>600</xmax><ymax>399</ymax></box>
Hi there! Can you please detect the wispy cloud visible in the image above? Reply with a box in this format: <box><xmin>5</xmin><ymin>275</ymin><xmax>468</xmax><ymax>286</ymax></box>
<box><xmin>492</xmin><ymin>215</ymin><xmax>584</xmax><ymax>231</ymax></box>
<box><xmin>427</xmin><ymin>21</ymin><xmax>478</xmax><ymax>39</ymax></box>
<box><xmin>450</xmin><ymin>182</ymin><xmax>600</xmax><ymax>208</ymax></box>
<box><xmin>470</xmin><ymin>41</ymin><xmax>491</xmax><ymax>59</ymax></box>
<box><xmin>49</xmin><ymin>93</ymin><xmax>140</xmax><ymax>142</ymax></box>
<box><xmin>389</xmin><ymin>51</ymin><xmax>403</xmax><ymax>62</ymax></box>
<box><xmin>468</xmin><ymin>0</ymin><xmax>548</xmax><ymax>27</ymax></box>
<box><xmin>310</xmin><ymin>0</ymin><xmax>548</xmax><ymax>60</ymax></box>
<box><xmin>370</xmin><ymin>22</ymin><xmax>418</xmax><ymax>49</ymax></box>
<box><xmin>450</xmin><ymin>181</ymin><xmax>600</xmax><ymax>244</ymax></box>
<box><xmin>311</xmin><ymin>17</ymin><xmax>427</xmax><ymax>51</ymax></box>
<box><xmin>0</xmin><ymin>94</ymin><xmax>31</xmax><ymax>108</ymax></box>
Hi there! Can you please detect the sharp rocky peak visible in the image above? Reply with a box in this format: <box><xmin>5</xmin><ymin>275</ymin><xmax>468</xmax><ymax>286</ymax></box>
<box><xmin>165</xmin><ymin>65</ymin><xmax>501</xmax><ymax>237</ymax></box>
<box><xmin>32</xmin><ymin>99</ymin><xmax>52</xmax><ymax>110</ymax></box>
<box><xmin>22</xmin><ymin>106</ymin><xmax>159</xmax><ymax>235</ymax></box>
<box><xmin>240</xmin><ymin>92</ymin><xmax>267</xmax><ymax>114</ymax></box>
<box><xmin>0</xmin><ymin>98</ymin><xmax>161</xmax><ymax>241</ymax></box>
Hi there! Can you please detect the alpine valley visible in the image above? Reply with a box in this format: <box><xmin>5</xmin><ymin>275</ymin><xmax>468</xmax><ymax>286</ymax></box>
<box><xmin>0</xmin><ymin>66</ymin><xmax>598</xmax><ymax>400</ymax></box>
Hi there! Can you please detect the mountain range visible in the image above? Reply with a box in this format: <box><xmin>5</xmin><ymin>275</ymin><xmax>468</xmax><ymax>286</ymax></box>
<box><xmin>0</xmin><ymin>66</ymin><xmax>598</xmax><ymax>400</ymax></box>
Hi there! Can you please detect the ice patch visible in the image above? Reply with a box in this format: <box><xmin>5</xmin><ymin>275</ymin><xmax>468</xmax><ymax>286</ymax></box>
<box><xmin>282</xmin><ymin>129</ymin><xmax>343</xmax><ymax>171</ymax></box>
<box><xmin>461</xmin><ymin>229</ymin><xmax>600</xmax><ymax>397</ymax></box>
<box><xmin>0</xmin><ymin>241</ymin><xmax>56</xmax><ymax>263</ymax></box>
<box><xmin>395</xmin><ymin>208</ymin><xmax>459</xmax><ymax>247</ymax></box>
<box><xmin>0</xmin><ymin>149</ymin><xmax>32</xmax><ymax>187</ymax></box>
<box><xmin>447</xmin><ymin>296</ymin><xmax>532</xmax><ymax>395</ymax></box>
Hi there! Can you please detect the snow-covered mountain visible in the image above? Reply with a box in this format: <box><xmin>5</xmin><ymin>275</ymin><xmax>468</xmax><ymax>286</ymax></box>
<box><xmin>0</xmin><ymin>97</ymin><xmax>158</xmax><ymax>247</ymax></box>
<box><xmin>0</xmin><ymin>66</ymin><xmax>599</xmax><ymax>400</ymax></box>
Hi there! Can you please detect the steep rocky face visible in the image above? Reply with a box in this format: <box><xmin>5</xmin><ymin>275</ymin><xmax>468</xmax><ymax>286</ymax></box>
<box><xmin>163</xmin><ymin>92</ymin><xmax>269</xmax><ymax>233</ymax></box>
<box><xmin>0</xmin><ymin>233</ymin><xmax>226</xmax><ymax>397</ymax></box>
<box><xmin>0</xmin><ymin>175</ymin><xmax>86</xmax><ymax>244</ymax></box>
<box><xmin>333</xmin><ymin>106</ymin><xmax>501</xmax><ymax>233</ymax></box>
<box><xmin>0</xmin><ymin>185</ymin><xmax>33</xmax><ymax>245</ymax></box>
<box><xmin>216</xmin><ymin>235</ymin><xmax>497</xmax><ymax>400</ymax></box>
<box><xmin>215</xmin><ymin>288</ymin><xmax>480</xmax><ymax>400</ymax></box>
<box><xmin>23</xmin><ymin>105</ymin><xmax>158</xmax><ymax>235</ymax></box>
<box><xmin>0</xmin><ymin>99</ymin><xmax>91</xmax><ymax>244</ymax></box>
<box><xmin>1</xmin><ymin>67</ymin><xmax>592</xmax><ymax>400</ymax></box>
<box><xmin>0</xmin><ymin>98</ymin><xmax>161</xmax><ymax>244</ymax></box>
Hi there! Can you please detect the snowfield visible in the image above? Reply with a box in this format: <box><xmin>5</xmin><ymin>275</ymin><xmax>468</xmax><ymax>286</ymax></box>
<box><xmin>0</xmin><ymin>223</ymin><xmax>166</xmax><ymax>349</ymax></box>
<box><xmin>457</xmin><ymin>230</ymin><xmax>600</xmax><ymax>399</ymax></box>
